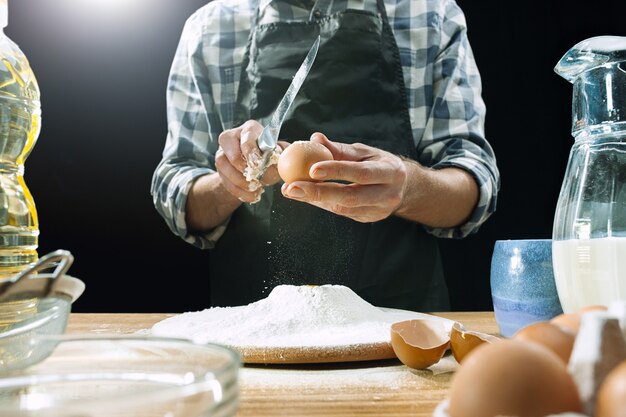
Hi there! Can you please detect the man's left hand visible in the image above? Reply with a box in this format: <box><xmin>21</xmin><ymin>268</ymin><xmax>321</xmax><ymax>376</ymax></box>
<box><xmin>281</xmin><ymin>133</ymin><xmax>409</xmax><ymax>223</ymax></box>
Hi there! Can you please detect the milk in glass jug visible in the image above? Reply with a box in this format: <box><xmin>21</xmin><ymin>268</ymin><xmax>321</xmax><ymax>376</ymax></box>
<box><xmin>552</xmin><ymin>36</ymin><xmax>626</xmax><ymax>313</ymax></box>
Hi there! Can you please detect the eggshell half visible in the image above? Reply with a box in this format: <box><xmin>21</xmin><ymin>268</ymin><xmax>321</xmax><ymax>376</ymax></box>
<box><xmin>390</xmin><ymin>319</ymin><xmax>450</xmax><ymax>369</ymax></box>
<box><xmin>450</xmin><ymin>322</ymin><xmax>499</xmax><ymax>364</ymax></box>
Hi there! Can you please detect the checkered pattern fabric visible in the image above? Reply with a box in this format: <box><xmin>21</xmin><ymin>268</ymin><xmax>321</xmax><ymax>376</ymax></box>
<box><xmin>151</xmin><ymin>0</ymin><xmax>500</xmax><ymax>249</ymax></box>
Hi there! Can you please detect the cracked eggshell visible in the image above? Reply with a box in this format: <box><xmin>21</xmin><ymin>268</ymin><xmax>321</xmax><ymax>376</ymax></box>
<box><xmin>450</xmin><ymin>322</ymin><xmax>500</xmax><ymax>364</ymax></box>
<box><xmin>390</xmin><ymin>319</ymin><xmax>450</xmax><ymax>369</ymax></box>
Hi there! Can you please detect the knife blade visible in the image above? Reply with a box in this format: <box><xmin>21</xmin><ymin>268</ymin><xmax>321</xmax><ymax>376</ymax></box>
<box><xmin>253</xmin><ymin>36</ymin><xmax>321</xmax><ymax>181</ymax></box>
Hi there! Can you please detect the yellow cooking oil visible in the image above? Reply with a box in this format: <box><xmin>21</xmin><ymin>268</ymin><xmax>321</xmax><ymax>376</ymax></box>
<box><xmin>0</xmin><ymin>0</ymin><xmax>41</xmax><ymax>331</ymax></box>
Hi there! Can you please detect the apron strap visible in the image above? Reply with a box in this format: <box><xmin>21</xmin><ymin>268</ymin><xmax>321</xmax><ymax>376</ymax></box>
<box><xmin>251</xmin><ymin>0</ymin><xmax>264</xmax><ymax>28</ymax></box>
<box><xmin>375</xmin><ymin>0</ymin><xmax>389</xmax><ymax>23</ymax></box>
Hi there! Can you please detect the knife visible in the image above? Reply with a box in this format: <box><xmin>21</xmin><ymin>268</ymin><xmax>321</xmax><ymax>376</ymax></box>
<box><xmin>253</xmin><ymin>36</ymin><xmax>321</xmax><ymax>181</ymax></box>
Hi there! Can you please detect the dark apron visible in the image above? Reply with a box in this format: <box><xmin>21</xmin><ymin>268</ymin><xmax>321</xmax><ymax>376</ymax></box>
<box><xmin>209</xmin><ymin>0</ymin><xmax>449</xmax><ymax>311</ymax></box>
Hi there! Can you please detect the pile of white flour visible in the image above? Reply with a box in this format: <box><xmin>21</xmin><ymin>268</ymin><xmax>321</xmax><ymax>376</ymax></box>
<box><xmin>151</xmin><ymin>285</ymin><xmax>448</xmax><ymax>348</ymax></box>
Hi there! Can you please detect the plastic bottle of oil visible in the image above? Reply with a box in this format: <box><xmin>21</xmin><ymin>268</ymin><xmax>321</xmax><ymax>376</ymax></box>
<box><xmin>0</xmin><ymin>0</ymin><xmax>40</xmax><ymax>328</ymax></box>
<box><xmin>0</xmin><ymin>0</ymin><xmax>40</xmax><ymax>278</ymax></box>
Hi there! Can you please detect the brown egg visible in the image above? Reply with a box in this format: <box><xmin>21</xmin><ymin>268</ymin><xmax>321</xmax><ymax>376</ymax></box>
<box><xmin>450</xmin><ymin>322</ymin><xmax>499</xmax><ymax>364</ymax></box>
<box><xmin>551</xmin><ymin>305</ymin><xmax>609</xmax><ymax>334</ymax></box>
<box><xmin>448</xmin><ymin>339</ymin><xmax>582</xmax><ymax>417</ymax></box>
<box><xmin>277</xmin><ymin>141</ymin><xmax>333</xmax><ymax>183</ymax></box>
<box><xmin>513</xmin><ymin>321</ymin><xmax>576</xmax><ymax>364</ymax></box>
<box><xmin>578</xmin><ymin>304</ymin><xmax>608</xmax><ymax>314</ymax></box>
<box><xmin>596</xmin><ymin>360</ymin><xmax>626</xmax><ymax>417</ymax></box>
<box><xmin>390</xmin><ymin>319</ymin><xmax>450</xmax><ymax>369</ymax></box>
<box><xmin>551</xmin><ymin>313</ymin><xmax>582</xmax><ymax>334</ymax></box>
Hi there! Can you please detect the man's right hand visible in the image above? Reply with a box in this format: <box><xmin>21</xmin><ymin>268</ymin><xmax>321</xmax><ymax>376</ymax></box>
<box><xmin>216</xmin><ymin>120</ymin><xmax>286</xmax><ymax>203</ymax></box>
<box><xmin>186</xmin><ymin>120</ymin><xmax>290</xmax><ymax>233</ymax></box>
<box><xmin>216</xmin><ymin>120</ymin><xmax>265</xmax><ymax>203</ymax></box>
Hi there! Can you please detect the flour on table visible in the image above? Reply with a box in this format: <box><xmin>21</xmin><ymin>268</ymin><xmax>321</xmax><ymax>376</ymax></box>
<box><xmin>151</xmin><ymin>285</ymin><xmax>450</xmax><ymax>348</ymax></box>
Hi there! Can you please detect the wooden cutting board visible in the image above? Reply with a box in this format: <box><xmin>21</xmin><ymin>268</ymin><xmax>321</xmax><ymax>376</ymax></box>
<box><xmin>235</xmin><ymin>341</ymin><xmax>396</xmax><ymax>364</ymax></box>
<box><xmin>220</xmin><ymin>309</ymin><xmax>455</xmax><ymax>364</ymax></box>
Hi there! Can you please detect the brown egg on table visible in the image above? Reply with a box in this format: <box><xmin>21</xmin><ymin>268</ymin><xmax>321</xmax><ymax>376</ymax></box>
<box><xmin>448</xmin><ymin>339</ymin><xmax>582</xmax><ymax>417</ymax></box>
<box><xmin>449</xmin><ymin>321</ymin><xmax>499</xmax><ymax>364</ymax></box>
<box><xmin>578</xmin><ymin>304</ymin><xmax>608</xmax><ymax>314</ymax></box>
<box><xmin>390</xmin><ymin>319</ymin><xmax>450</xmax><ymax>370</ymax></box>
<box><xmin>551</xmin><ymin>305</ymin><xmax>609</xmax><ymax>334</ymax></box>
<box><xmin>513</xmin><ymin>321</ymin><xmax>576</xmax><ymax>364</ymax></box>
<box><xmin>551</xmin><ymin>313</ymin><xmax>582</xmax><ymax>334</ymax></box>
<box><xmin>596</xmin><ymin>360</ymin><xmax>626</xmax><ymax>417</ymax></box>
<box><xmin>277</xmin><ymin>140</ymin><xmax>333</xmax><ymax>183</ymax></box>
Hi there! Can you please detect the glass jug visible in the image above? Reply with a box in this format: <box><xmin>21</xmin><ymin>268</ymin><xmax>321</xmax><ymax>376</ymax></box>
<box><xmin>552</xmin><ymin>36</ymin><xmax>626</xmax><ymax>313</ymax></box>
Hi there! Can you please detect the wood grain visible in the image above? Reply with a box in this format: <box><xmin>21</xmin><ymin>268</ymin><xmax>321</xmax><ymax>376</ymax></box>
<box><xmin>239</xmin><ymin>341</ymin><xmax>397</xmax><ymax>364</ymax></box>
<box><xmin>66</xmin><ymin>312</ymin><xmax>498</xmax><ymax>417</ymax></box>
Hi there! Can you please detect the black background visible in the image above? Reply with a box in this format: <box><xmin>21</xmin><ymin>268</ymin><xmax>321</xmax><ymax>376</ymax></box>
<box><xmin>5</xmin><ymin>0</ymin><xmax>626</xmax><ymax>313</ymax></box>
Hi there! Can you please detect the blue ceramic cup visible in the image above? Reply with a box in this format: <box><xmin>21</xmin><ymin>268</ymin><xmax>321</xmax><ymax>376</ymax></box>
<box><xmin>490</xmin><ymin>239</ymin><xmax>563</xmax><ymax>337</ymax></box>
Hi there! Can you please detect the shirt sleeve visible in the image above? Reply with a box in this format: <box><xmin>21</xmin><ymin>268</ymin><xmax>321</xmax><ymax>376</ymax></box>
<box><xmin>150</xmin><ymin>12</ymin><xmax>225</xmax><ymax>249</ymax></box>
<box><xmin>416</xmin><ymin>0</ymin><xmax>500</xmax><ymax>239</ymax></box>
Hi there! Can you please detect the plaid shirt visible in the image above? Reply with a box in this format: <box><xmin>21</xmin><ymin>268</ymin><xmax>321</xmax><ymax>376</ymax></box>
<box><xmin>151</xmin><ymin>0</ymin><xmax>500</xmax><ymax>249</ymax></box>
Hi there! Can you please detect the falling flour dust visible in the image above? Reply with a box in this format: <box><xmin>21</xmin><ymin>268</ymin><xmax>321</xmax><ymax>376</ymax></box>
<box><xmin>151</xmin><ymin>285</ymin><xmax>450</xmax><ymax>348</ymax></box>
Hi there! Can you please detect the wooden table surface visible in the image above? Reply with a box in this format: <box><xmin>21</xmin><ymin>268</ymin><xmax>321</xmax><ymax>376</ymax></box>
<box><xmin>67</xmin><ymin>312</ymin><xmax>498</xmax><ymax>417</ymax></box>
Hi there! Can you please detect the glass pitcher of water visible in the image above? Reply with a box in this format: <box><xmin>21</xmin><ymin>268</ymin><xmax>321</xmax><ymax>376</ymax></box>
<box><xmin>552</xmin><ymin>36</ymin><xmax>626</xmax><ymax>313</ymax></box>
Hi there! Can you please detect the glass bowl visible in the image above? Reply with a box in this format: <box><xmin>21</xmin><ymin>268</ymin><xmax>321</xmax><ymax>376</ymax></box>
<box><xmin>0</xmin><ymin>275</ymin><xmax>85</xmax><ymax>372</ymax></box>
<box><xmin>0</xmin><ymin>335</ymin><xmax>240</xmax><ymax>417</ymax></box>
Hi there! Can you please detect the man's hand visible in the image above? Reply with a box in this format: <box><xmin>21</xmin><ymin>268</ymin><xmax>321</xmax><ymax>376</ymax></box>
<box><xmin>216</xmin><ymin>120</ymin><xmax>285</xmax><ymax>203</ymax></box>
<box><xmin>280</xmin><ymin>133</ymin><xmax>409</xmax><ymax>223</ymax></box>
